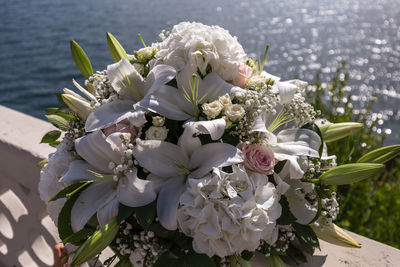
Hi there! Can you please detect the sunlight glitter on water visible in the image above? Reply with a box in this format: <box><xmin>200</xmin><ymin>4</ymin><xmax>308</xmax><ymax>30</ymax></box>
<box><xmin>0</xmin><ymin>0</ymin><xmax>399</xmax><ymax>143</ymax></box>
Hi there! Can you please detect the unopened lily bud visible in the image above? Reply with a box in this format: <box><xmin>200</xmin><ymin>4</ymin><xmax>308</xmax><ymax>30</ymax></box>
<box><xmin>319</xmin><ymin>163</ymin><xmax>384</xmax><ymax>185</ymax></box>
<box><xmin>357</xmin><ymin>144</ymin><xmax>400</xmax><ymax>164</ymax></box>
<box><xmin>62</xmin><ymin>90</ymin><xmax>93</xmax><ymax>120</ymax></box>
<box><xmin>319</xmin><ymin>122</ymin><xmax>363</xmax><ymax>143</ymax></box>
<box><xmin>312</xmin><ymin>222</ymin><xmax>361</xmax><ymax>248</ymax></box>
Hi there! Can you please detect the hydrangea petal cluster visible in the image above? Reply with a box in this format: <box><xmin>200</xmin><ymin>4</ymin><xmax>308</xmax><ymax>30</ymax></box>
<box><xmin>155</xmin><ymin>22</ymin><xmax>247</xmax><ymax>81</ymax></box>
<box><xmin>177</xmin><ymin>166</ymin><xmax>281</xmax><ymax>257</ymax></box>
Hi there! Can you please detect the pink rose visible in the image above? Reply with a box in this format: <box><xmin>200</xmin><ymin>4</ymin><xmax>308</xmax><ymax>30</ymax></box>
<box><xmin>239</xmin><ymin>143</ymin><xmax>275</xmax><ymax>174</ymax></box>
<box><xmin>104</xmin><ymin>119</ymin><xmax>137</xmax><ymax>139</ymax></box>
<box><xmin>232</xmin><ymin>63</ymin><xmax>252</xmax><ymax>87</ymax></box>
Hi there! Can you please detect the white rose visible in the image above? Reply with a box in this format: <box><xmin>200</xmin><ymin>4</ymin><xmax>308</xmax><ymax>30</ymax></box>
<box><xmin>145</xmin><ymin>126</ymin><xmax>169</xmax><ymax>140</ymax></box>
<box><xmin>218</xmin><ymin>94</ymin><xmax>232</xmax><ymax>108</ymax></box>
<box><xmin>152</xmin><ymin>116</ymin><xmax>165</xmax><ymax>127</ymax></box>
<box><xmin>225</xmin><ymin>104</ymin><xmax>245</xmax><ymax>121</ymax></box>
<box><xmin>177</xmin><ymin>166</ymin><xmax>281</xmax><ymax>257</ymax></box>
<box><xmin>202</xmin><ymin>100</ymin><xmax>223</xmax><ymax>119</ymax></box>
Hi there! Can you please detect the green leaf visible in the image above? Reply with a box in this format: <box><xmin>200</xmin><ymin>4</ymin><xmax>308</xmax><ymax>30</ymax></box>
<box><xmin>45</xmin><ymin>107</ymin><xmax>59</xmax><ymax>114</ymax></box>
<box><xmin>72</xmin><ymin>218</ymin><xmax>119</xmax><ymax>265</ymax></box>
<box><xmin>184</xmin><ymin>252</ymin><xmax>216</xmax><ymax>267</ymax></box>
<box><xmin>319</xmin><ymin>163</ymin><xmax>384</xmax><ymax>185</ymax></box>
<box><xmin>117</xmin><ymin>204</ymin><xmax>135</xmax><ymax>222</ymax></box>
<box><xmin>269</xmin><ymin>254</ymin><xmax>286</xmax><ymax>267</ymax></box>
<box><xmin>40</xmin><ymin>130</ymin><xmax>61</xmax><ymax>144</ymax></box>
<box><xmin>58</xmin><ymin>193</ymin><xmax>80</xmax><ymax>241</ymax></box>
<box><xmin>55</xmin><ymin>112</ymin><xmax>79</xmax><ymax>121</ymax></box>
<box><xmin>62</xmin><ymin>227</ymin><xmax>95</xmax><ymax>246</ymax></box>
<box><xmin>148</xmin><ymin>223</ymin><xmax>171</xmax><ymax>239</ymax></box>
<box><xmin>70</xmin><ymin>40</ymin><xmax>93</xmax><ymax>78</ymax></box>
<box><xmin>302</xmin><ymin>122</ymin><xmax>324</xmax><ymax>157</ymax></box>
<box><xmin>49</xmin><ymin>140</ymin><xmax>61</xmax><ymax>147</ymax></box>
<box><xmin>49</xmin><ymin>181</ymin><xmax>92</xmax><ymax>202</ymax></box>
<box><xmin>228</xmin><ymin>255</ymin><xmax>252</xmax><ymax>267</ymax></box>
<box><xmin>45</xmin><ymin>114</ymin><xmax>70</xmax><ymax>131</ymax></box>
<box><xmin>106</xmin><ymin>32</ymin><xmax>129</xmax><ymax>62</ymax></box>
<box><xmin>357</xmin><ymin>145</ymin><xmax>400</xmax><ymax>164</ymax></box>
<box><xmin>114</xmin><ymin>256</ymin><xmax>134</xmax><ymax>267</ymax></box>
<box><xmin>293</xmin><ymin>223</ymin><xmax>320</xmax><ymax>255</ymax></box>
<box><xmin>285</xmin><ymin>244</ymin><xmax>307</xmax><ymax>264</ymax></box>
<box><xmin>277</xmin><ymin>196</ymin><xmax>296</xmax><ymax>225</ymax></box>
<box><xmin>274</xmin><ymin>160</ymin><xmax>288</xmax><ymax>174</ymax></box>
<box><xmin>134</xmin><ymin>201</ymin><xmax>157</xmax><ymax>229</ymax></box>
<box><xmin>154</xmin><ymin>251</ymin><xmax>183</xmax><ymax>267</ymax></box>
<box><xmin>240</xmin><ymin>251</ymin><xmax>254</xmax><ymax>261</ymax></box>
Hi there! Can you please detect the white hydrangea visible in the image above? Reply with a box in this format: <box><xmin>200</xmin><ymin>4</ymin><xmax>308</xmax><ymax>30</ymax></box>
<box><xmin>155</xmin><ymin>22</ymin><xmax>247</xmax><ymax>81</ymax></box>
<box><xmin>177</xmin><ymin>165</ymin><xmax>281</xmax><ymax>257</ymax></box>
<box><xmin>38</xmin><ymin>138</ymin><xmax>75</xmax><ymax>225</ymax></box>
<box><xmin>135</xmin><ymin>46</ymin><xmax>158</xmax><ymax>63</ymax></box>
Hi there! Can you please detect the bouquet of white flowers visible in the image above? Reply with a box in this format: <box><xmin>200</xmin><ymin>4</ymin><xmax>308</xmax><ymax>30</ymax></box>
<box><xmin>38</xmin><ymin>22</ymin><xmax>400</xmax><ymax>266</ymax></box>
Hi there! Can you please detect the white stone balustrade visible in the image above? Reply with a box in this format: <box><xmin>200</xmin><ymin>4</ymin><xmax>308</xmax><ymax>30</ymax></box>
<box><xmin>0</xmin><ymin>105</ymin><xmax>399</xmax><ymax>267</ymax></box>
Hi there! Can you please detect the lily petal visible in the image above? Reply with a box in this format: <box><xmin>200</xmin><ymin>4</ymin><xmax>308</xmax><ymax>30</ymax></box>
<box><xmin>275</xmin><ymin>81</ymin><xmax>298</xmax><ymax>104</ymax></box>
<box><xmin>188</xmin><ymin>118</ymin><xmax>226</xmax><ymax>140</ymax></box>
<box><xmin>157</xmin><ymin>176</ymin><xmax>186</xmax><ymax>230</ymax></box>
<box><xmin>143</xmin><ymin>64</ymin><xmax>177</xmax><ymax>97</ymax></box>
<box><xmin>190</xmin><ymin>143</ymin><xmax>243</xmax><ymax>178</ymax></box>
<box><xmin>251</xmin><ymin>113</ymin><xmax>268</xmax><ymax>133</ymax></box>
<box><xmin>70</xmin><ymin>181</ymin><xmax>116</xmax><ymax>232</ymax></box>
<box><xmin>195</xmin><ymin>72</ymin><xmax>235</xmax><ymax>103</ymax></box>
<box><xmin>96</xmin><ymin>195</ymin><xmax>119</xmax><ymax>227</ymax></box>
<box><xmin>117</xmin><ymin>169</ymin><xmax>157</xmax><ymax>207</ymax></box>
<box><xmin>132</xmin><ymin>139</ymin><xmax>190</xmax><ymax>177</ymax></box>
<box><xmin>274</xmin><ymin>153</ymin><xmax>305</xmax><ymax>179</ymax></box>
<box><xmin>177</xmin><ymin>124</ymin><xmax>202</xmax><ymax>157</ymax></box>
<box><xmin>138</xmin><ymin>85</ymin><xmax>193</xmax><ymax>120</ymax></box>
<box><xmin>85</xmin><ymin>100</ymin><xmax>146</xmax><ymax>132</ymax></box>
<box><xmin>274</xmin><ymin>129</ymin><xmax>321</xmax><ymax>157</ymax></box>
<box><xmin>107</xmin><ymin>58</ymin><xmax>145</xmax><ymax>101</ymax></box>
<box><xmin>60</xmin><ymin>160</ymin><xmax>101</xmax><ymax>184</ymax></box>
<box><xmin>75</xmin><ymin>130</ymin><xmax>122</xmax><ymax>173</ymax></box>
<box><xmin>285</xmin><ymin>179</ymin><xmax>317</xmax><ymax>224</ymax></box>
<box><xmin>72</xmin><ymin>79</ymin><xmax>98</xmax><ymax>103</ymax></box>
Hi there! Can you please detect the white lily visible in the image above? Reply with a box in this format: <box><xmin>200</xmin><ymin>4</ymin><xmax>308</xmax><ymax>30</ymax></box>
<box><xmin>138</xmin><ymin>69</ymin><xmax>239</xmax><ymax>121</ymax></box>
<box><xmin>252</xmin><ymin>109</ymin><xmax>321</xmax><ymax>178</ymax></box>
<box><xmin>132</xmin><ymin>124</ymin><xmax>244</xmax><ymax>230</ymax></box>
<box><xmin>261</xmin><ymin>71</ymin><xmax>307</xmax><ymax>104</ymax></box>
<box><xmin>273</xmin><ymin>162</ymin><xmax>318</xmax><ymax>224</ymax></box>
<box><xmin>85</xmin><ymin>58</ymin><xmax>176</xmax><ymax>132</ymax></box>
<box><xmin>60</xmin><ymin>130</ymin><xmax>156</xmax><ymax>232</ymax></box>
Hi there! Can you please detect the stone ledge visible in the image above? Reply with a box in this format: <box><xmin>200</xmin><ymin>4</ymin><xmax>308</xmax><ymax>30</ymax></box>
<box><xmin>1</xmin><ymin>105</ymin><xmax>399</xmax><ymax>267</ymax></box>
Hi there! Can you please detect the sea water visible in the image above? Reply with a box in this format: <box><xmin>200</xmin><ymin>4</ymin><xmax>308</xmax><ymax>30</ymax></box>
<box><xmin>1</xmin><ymin>0</ymin><xmax>399</xmax><ymax>143</ymax></box>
